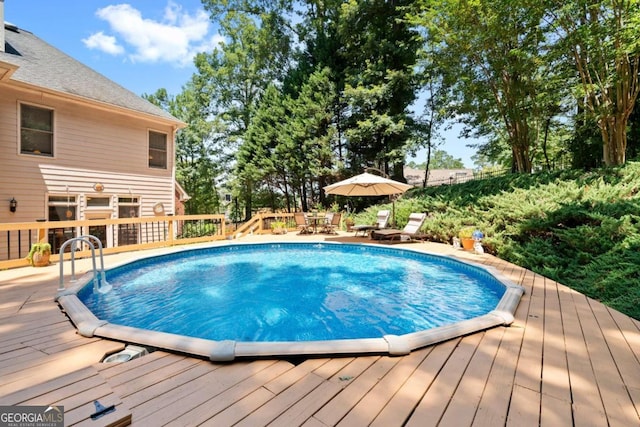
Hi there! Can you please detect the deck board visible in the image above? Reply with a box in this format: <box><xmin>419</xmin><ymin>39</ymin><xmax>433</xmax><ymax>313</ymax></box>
<box><xmin>379</xmin><ymin>339</ymin><xmax>459</xmax><ymax>427</ymax></box>
<box><xmin>588</xmin><ymin>298</ymin><xmax>640</xmax><ymax>417</ymax></box>
<box><xmin>560</xmin><ymin>286</ymin><xmax>609</xmax><ymax>426</ymax></box>
<box><xmin>139</xmin><ymin>360</ymin><xmax>288</xmax><ymax>426</ymax></box>
<box><xmin>313</xmin><ymin>356</ymin><xmax>396</xmax><ymax>426</ymax></box>
<box><xmin>161</xmin><ymin>360</ymin><xmax>293</xmax><ymax>426</ymax></box>
<box><xmin>347</xmin><ymin>349</ymin><xmax>430</xmax><ymax>426</ymax></box>
<box><xmin>440</xmin><ymin>328</ymin><xmax>505</xmax><ymax>427</ymax></box>
<box><xmin>408</xmin><ymin>332</ymin><xmax>485</xmax><ymax>427</ymax></box>
<box><xmin>0</xmin><ymin>365</ymin><xmax>131</xmax><ymax>427</ymax></box>
<box><xmin>540</xmin><ymin>277</ymin><xmax>571</xmax><ymax>403</ymax></box>
<box><xmin>234</xmin><ymin>372</ymin><xmax>326</xmax><ymax>427</ymax></box>
<box><xmin>1</xmin><ymin>237</ymin><xmax>640</xmax><ymax>426</ymax></box>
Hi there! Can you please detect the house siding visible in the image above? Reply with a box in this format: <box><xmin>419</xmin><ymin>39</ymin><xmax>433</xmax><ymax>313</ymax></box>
<box><xmin>0</xmin><ymin>84</ymin><xmax>176</xmax><ymax>224</ymax></box>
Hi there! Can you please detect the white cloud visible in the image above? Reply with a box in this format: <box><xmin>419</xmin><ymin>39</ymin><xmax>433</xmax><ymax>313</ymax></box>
<box><xmin>85</xmin><ymin>2</ymin><xmax>222</xmax><ymax>67</ymax></box>
<box><xmin>82</xmin><ymin>31</ymin><xmax>124</xmax><ymax>55</ymax></box>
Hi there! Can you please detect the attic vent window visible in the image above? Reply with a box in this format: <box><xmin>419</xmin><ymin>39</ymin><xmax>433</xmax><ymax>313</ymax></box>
<box><xmin>148</xmin><ymin>130</ymin><xmax>167</xmax><ymax>169</ymax></box>
<box><xmin>20</xmin><ymin>104</ymin><xmax>54</xmax><ymax>156</ymax></box>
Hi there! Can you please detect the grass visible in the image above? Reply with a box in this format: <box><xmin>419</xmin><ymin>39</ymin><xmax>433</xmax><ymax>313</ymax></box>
<box><xmin>352</xmin><ymin>161</ymin><xmax>640</xmax><ymax>319</ymax></box>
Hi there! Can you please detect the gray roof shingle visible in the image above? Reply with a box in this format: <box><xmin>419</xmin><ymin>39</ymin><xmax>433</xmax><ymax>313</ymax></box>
<box><xmin>1</xmin><ymin>24</ymin><xmax>182</xmax><ymax>124</ymax></box>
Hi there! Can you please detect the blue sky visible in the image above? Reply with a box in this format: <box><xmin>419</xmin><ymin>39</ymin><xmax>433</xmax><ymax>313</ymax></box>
<box><xmin>4</xmin><ymin>0</ymin><xmax>478</xmax><ymax>167</ymax></box>
<box><xmin>4</xmin><ymin>0</ymin><xmax>216</xmax><ymax>95</ymax></box>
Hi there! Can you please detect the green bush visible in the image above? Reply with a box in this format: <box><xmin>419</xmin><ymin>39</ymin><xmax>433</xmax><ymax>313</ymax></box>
<box><xmin>367</xmin><ymin>162</ymin><xmax>640</xmax><ymax>319</ymax></box>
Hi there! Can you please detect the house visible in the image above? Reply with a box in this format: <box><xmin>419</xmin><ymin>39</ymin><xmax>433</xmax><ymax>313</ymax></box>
<box><xmin>0</xmin><ymin>4</ymin><xmax>186</xmax><ymax>253</ymax></box>
<box><xmin>404</xmin><ymin>166</ymin><xmax>475</xmax><ymax>187</ymax></box>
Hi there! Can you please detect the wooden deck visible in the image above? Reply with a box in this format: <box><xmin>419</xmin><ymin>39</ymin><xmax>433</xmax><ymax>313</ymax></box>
<box><xmin>1</xmin><ymin>234</ymin><xmax>639</xmax><ymax>426</ymax></box>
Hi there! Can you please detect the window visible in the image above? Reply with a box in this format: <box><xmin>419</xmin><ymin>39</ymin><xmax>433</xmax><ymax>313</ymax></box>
<box><xmin>48</xmin><ymin>195</ymin><xmax>77</xmax><ymax>221</ymax></box>
<box><xmin>86</xmin><ymin>196</ymin><xmax>110</xmax><ymax>207</ymax></box>
<box><xmin>21</xmin><ymin>104</ymin><xmax>54</xmax><ymax>156</ymax></box>
<box><xmin>148</xmin><ymin>131</ymin><xmax>167</xmax><ymax>169</ymax></box>
<box><xmin>118</xmin><ymin>197</ymin><xmax>140</xmax><ymax>218</ymax></box>
<box><xmin>47</xmin><ymin>195</ymin><xmax>78</xmax><ymax>254</ymax></box>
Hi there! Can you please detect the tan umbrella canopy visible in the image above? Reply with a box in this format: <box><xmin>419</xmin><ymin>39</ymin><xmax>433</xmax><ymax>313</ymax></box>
<box><xmin>323</xmin><ymin>172</ymin><xmax>412</xmax><ymax>196</ymax></box>
<box><xmin>323</xmin><ymin>172</ymin><xmax>413</xmax><ymax>226</ymax></box>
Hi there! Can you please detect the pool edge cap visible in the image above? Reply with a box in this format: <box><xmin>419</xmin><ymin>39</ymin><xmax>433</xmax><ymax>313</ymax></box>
<box><xmin>383</xmin><ymin>334</ymin><xmax>411</xmax><ymax>356</ymax></box>
<box><xmin>489</xmin><ymin>309</ymin><xmax>515</xmax><ymax>325</ymax></box>
<box><xmin>210</xmin><ymin>340</ymin><xmax>236</xmax><ymax>362</ymax></box>
<box><xmin>78</xmin><ymin>319</ymin><xmax>109</xmax><ymax>337</ymax></box>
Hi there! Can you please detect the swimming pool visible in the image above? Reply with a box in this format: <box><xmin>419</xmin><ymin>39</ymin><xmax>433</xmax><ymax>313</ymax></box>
<box><xmin>57</xmin><ymin>242</ymin><xmax>524</xmax><ymax>361</ymax></box>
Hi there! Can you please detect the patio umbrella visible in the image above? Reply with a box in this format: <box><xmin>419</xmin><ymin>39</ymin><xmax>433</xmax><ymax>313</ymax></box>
<box><xmin>323</xmin><ymin>172</ymin><xmax>413</xmax><ymax>226</ymax></box>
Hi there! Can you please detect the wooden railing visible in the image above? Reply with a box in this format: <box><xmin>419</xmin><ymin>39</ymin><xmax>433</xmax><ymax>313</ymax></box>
<box><xmin>231</xmin><ymin>213</ymin><xmax>296</xmax><ymax>238</ymax></box>
<box><xmin>0</xmin><ymin>212</ymin><xmax>331</xmax><ymax>269</ymax></box>
<box><xmin>0</xmin><ymin>214</ymin><xmax>226</xmax><ymax>269</ymax></box>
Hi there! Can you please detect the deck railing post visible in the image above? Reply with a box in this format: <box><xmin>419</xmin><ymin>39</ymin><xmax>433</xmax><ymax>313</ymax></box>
<box><xmin>168</xmin><ymin>216</ymin><xmax>175</xmax><ymax>245</ymax></box>
<box><xmin>36</xmin><ymin>218</ymin><xmax>47</xmax><ymax>243</ymax></box>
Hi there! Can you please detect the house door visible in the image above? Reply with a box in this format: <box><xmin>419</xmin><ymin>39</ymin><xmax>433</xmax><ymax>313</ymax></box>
<box><xmin>84</xmin><ymin>213</ymin><xmax>112</xmax><ymax>249</ymax></box>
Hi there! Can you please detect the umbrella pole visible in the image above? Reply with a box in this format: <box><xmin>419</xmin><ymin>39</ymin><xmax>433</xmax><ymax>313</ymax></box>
<box><xmin>391</xmin><ymin>196</ymin><xmax>396</xmax><ymax>228</ymax></box>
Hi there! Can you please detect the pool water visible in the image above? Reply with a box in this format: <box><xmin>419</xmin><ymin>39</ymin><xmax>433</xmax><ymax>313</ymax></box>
<box><xmin>79</xmin><ymin>243</ymin><xmax>506</xmax><ymax>342</ymax></box>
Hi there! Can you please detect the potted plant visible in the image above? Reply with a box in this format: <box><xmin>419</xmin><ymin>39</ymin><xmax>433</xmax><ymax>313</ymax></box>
<box><xmin>344</xmin><ymin>216</ymin><xmax>355</xmax><ymax>231</ymax></box>
<box><xmin>26</xmin><ymin>242</ymin><xmax>52</xmax><ymax>267</ymax></box>
<box><xmin>458</xmin><ymin>227</ymin><xmax>476</xmax><ymax>250</ymax></box>
<box><xmin>271</xmin><ymin>220</ymin><xmax>287</xmax><ymax>235</ymax></box>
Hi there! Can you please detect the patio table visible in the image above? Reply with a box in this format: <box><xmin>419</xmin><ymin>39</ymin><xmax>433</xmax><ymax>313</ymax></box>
<box><xmin>306</xmin><ymin>215</ymin><xmax>325</xmax><ymax>233</ymax></box>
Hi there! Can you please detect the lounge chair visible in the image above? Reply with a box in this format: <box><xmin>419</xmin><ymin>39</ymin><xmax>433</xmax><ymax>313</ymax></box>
<box><xmin>294</xmin><ymin>212</ymin><xmax>312</xmax><ymax>234</ymax></box>
<box><xmin>320</xmin><ymin>212</ymin><xmax>341</xmax><ymax>234</ymax></box>
<box><xmin>371</xmin><ymin>213</ymin><xmax>427</xmax><ymax>242</ymax></box>
<box><xmin>352</xmin><ymin>210</ymin><xmax>390</xmax><ymax>237</ymax></box>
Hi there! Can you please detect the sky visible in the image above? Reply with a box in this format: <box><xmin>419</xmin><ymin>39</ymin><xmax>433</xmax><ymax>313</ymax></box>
<box><xmin>3</xmin><ymin>0</ymin><xmax>479</xmax><ymax>168</ymax></box>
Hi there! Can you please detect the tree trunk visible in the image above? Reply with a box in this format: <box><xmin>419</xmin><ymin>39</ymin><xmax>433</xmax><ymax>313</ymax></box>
<box><xmin>512</xmin><ymin>143</ymin><xmax>531</xmax><ymax>173</ymax></box>
<box><xmin>506</xmin><ymin>116</ymin><xmax>532</xmax><ymax>173</ymax></box>
<box><xmin>422</xmin><ymin>142</ymin><xmax>432</xmax><ymax>188</ymax></box>
<box><xmin>243</xmin><ymin>180</ymin><xmax>253</xmax><ymax>221</ymax></box>
<box><xmin>542</xmin><ymin>117</ymin><xmax>551</xmax><ymax>170</ymax></box>
<box><xmin>600</xmin><ymin>113</ymin><xmax>628</xmax><ymax>166</ymax></box>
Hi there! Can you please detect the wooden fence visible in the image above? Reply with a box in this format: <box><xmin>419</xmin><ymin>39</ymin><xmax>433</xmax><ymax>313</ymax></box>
<box><xmin>0</xmin><ymin>212</ymin><xmax>340</xmax><ymax>269</ymax></box>
<box><xmin>0</xmin><ymin>214</ymin><xmax>226</xmax><ymax>269</ymax></box>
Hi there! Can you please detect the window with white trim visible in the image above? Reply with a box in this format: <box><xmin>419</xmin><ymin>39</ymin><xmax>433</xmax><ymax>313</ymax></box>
<box><xmin>48</xmin><ymin>195</ymin><xmax>77</xmax><ymax>221</ymax></box>
<box><xmin>20</xmin><ymin>104</ymin><xmax>54</xmax><ymax>156</ymax></box>
<box><xmin>47</xmin><ymin>195</ymin><xmax>78</xmax><ymax>254</ymax></box>
<box><xmin>86</xmin><ymin>196</ymin><xmax>111</xmax><ymax>208</ymax></box>
<box><xmin>148</xmin><ymin>131</ymin><xmax>167</xmax><ymax>169</ymax></box>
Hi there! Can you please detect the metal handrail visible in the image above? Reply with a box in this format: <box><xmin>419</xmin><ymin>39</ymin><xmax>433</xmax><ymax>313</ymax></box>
<box><xmin>58</xmin><ymin>235</ymin><xmax>111</xmax><ymax>294</ymax></box>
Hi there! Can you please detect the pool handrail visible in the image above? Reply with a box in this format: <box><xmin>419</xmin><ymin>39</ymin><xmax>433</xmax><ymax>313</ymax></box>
<box><xmin>58</xmin><ymin>235</ymin><xmax>110</xmax><ymax>294</ymax></box>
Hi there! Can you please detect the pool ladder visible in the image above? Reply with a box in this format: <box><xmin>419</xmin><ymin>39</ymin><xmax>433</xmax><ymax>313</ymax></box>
<box><xmin>58</xmin><ymin>235</ymin><xmax>112</xmax><ymax>294</ymax></box>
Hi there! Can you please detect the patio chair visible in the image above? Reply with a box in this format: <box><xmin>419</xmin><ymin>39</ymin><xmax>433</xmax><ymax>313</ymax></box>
<box><xmin>294</xmin><ymin>212</ymin><xmax>312</xmax><ymax>234</ymax></box>
<box><xmin>371</xmin><ymin>212</ymin><xmax>427</xmax><ymax>242</ymax></box>
<box><xmin>352</xmin><ymin>210</ymin><xmax>390</xmax><ymax>237</ymax></box>
<box><xmin>320</xmin><ymin>213</ymin><xmax>341</xmax><ymax>234</ymax></box>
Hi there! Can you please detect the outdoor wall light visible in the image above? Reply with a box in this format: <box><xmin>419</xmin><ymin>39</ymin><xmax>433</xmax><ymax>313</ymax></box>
<box><xmin>9</xmin><ymin>197</ymin><xmax>17</xmax><ymax>213</ymax></box>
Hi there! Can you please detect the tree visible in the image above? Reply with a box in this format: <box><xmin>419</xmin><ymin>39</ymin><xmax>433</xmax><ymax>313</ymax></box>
<box><xmin>549</xmin><ymin>0</ymin><xmax>640</xmax><ymax>166</ymax></box>
<box><xmin>192</xmin><ymin>8</ymin><xmax>292</xmax><ymax>219</ymax></box>
<box><xmin>143</xmin><ymin>88</ymin><xmax>221</xmax><ymax>214</ymax></box>
<box><xmin>407</xmin><ymin>149</ymin><xmax>464</xmax><ymax>170</ymax></box>
<box><xmin>285</xmin><ymin>67</ymin><xmax>337</xmax><ymax>209</ymax></box>
<box><xmin>338</xmin><ymin>0</ymin><xmax>420</xmax><ymax>181</ymax></box>
<box><xmin>410</xmin><ymin>0</ymin><xmax>560</xmax><ymax>173</ymax></box>
<box><xmin>430</xmin><ymin>150</ymin><xmax>465</xmax><ymax>169</ymax></box>
<box><xmin>237</xmin><ymin>84</ymin><xmax>286</xmax><ymax>211</ymax></box>
<box><xmin>286</xmin><ymin>0</ymin><xmax>347</xmax><ymax>163</ymax></box>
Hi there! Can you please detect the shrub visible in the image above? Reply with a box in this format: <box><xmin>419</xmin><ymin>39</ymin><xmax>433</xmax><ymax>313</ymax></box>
<box><xmin>364</xmin><ymin>162</ymin><xmax>640</xmax><ymax>319</ymax></box>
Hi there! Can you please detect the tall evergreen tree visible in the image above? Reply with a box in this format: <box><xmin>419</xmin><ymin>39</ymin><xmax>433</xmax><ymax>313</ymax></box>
<box><xmin>192</xmin><ymin>8</ymin><xmax>292</xmax><ymax>218</ymax></box>
<box><xmin>338</xmin><ymin>0</ymin><xmax>420</xmax><ymax>181</ymax></box>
